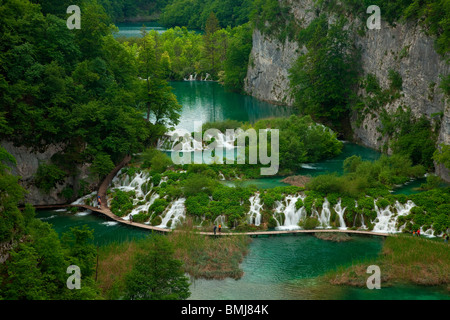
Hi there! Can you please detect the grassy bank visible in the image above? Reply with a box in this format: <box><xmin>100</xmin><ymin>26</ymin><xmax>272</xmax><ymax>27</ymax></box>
<box><xmin>96</xmin><ymin>227</ymin><xmax>250</xmax><ymax>299</ymax></box>
<box><xmin>325</xmin><ymin>235</ymin><xmax>449</xmax><ymax>290</ymax></box>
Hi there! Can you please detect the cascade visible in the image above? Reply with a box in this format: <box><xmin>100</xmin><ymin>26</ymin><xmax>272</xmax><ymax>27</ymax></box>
<box><xmin>214</xmin><ymin>215</ymin><xmax>227</xmax><ymax>227</ymax></box>
<box><xmin>71</xmin><ymin>191</ymin><xmax>97</xmax><ymax>206</ymax></box>
<box><xmin>157</xmin><ymin>198</ymin><xmax>186</xmax><ymax>229</ymax></box>
<box><xmin>318</xmin><ymin>198</ymin><xmax>331</xmax><ymax>228</ymax></box>
<box><xmin>247</xmin><ymin>193</ymin><xmax>263</xmax><ymax>226</ymax></box>
<box><xmin>273</xmin><ymin>194</ymin><xmax>306</xmax><ymax>230</ymax></box>
<box><xmin>372</xmin><ymin>200</ymin><xmax>415</xmax><ymax>233</ymax></box>
<box><xmin>333</xmin><ymin>200</ymin><xmax>347</xmax><ymax>230</ymax></box>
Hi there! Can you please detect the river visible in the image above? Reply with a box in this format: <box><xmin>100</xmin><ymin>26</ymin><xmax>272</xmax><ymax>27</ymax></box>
<box><xmin>35</xmin><ymin>22</ymin><xmax>448</xmax><ymax>301</ymax></box>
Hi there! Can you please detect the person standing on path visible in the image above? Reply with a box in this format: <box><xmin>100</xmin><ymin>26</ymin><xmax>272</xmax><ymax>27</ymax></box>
<box><xmin>218</xmin><ymin>224</ymin><xmax>221</xmax><ymax>233</ymax></box>
<box><xmin>97</xmin><ymin>196</ymin><xmax>102</xmax><ymax>209</ymax></box>
<box><xmin>213</xmin><ymin>225</ymin><xmax>217</xmax><ymax>236</ymax></box>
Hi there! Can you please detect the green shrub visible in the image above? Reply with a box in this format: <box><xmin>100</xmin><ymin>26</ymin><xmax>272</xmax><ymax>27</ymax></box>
<box><xmin>110</xmin><ymin>190</ymin><xmax>135</xmax><ymax>217</ymax></box>
<box><xmin>301</xmin><ymin>217</ymin><xmax>320</xmax><ymax>230</ymax></box>
<box><xmin>34</xmin><ymin>164</ymin><xmax>66</xmax><ymax>193</ymax></box>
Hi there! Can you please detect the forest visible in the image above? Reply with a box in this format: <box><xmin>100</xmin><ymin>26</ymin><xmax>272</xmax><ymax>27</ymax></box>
<box><xmin>0</xmin><ymin>0</ymin><xmax>449</xmax><ymax>301</ymax></box>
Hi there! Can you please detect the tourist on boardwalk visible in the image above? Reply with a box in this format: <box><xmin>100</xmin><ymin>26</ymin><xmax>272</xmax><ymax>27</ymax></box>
<box><xmin>130</xmin><ymin>214</ymin><xmax>133</xmax><ymax>224</ymax></box>
<box><xmin>417</xmin><ymin>229</ymin><xmax>421</xmax><ymax>237</ymax></box>
<box><xmin>218</xmin><ymin>224</ymin><xmax>222</xmax><ymax>233</ymax></box>
<box><xmin>97</xmin><ymin>196</ymin><xmax>101</xmax><ymax>209</ymax></box>
<box><xmin>213</xmin><ymin>225</ymin><xmax>217</xmax><ymax>236</ymax></box>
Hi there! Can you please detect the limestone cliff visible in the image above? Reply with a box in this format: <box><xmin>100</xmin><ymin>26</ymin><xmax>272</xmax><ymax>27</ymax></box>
<box><xmin>244</xmin><ymin>1</ymin><xmax>449</xmax><ymax>180</ymax></box>
<box><xmin>1</xmin><ymin>140</ymin><xmax>97</xmax><ymax>206</ymax></box>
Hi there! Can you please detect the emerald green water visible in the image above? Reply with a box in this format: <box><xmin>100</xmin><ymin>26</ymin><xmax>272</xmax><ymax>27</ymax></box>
<box><xmin>170</xmin><ymin>81</ymin><xmax>293</xmax><ymax>133</ymax></box>
<box><xmin>32</xmin><ymin>23</ymin><xmax>442</xmax><ymax>300</ymax></box>
<box><xmin>188</xmin><ymin>235</ymin><xmax>449</xmax><ymax>300</ymax></box>
<box><xmin>36</xmin><ymin>208</ymin><xmax>448</xmax><ymax>300</ymax></box>
<box><xmin>36</xmin><ymin>209</ymin><xmax>151</xmax><ymax>246</ymax></box>
<box><xmin>114</xmin><ymin>21</ymin><xmax>167</xmax><ymax>38</ymax></box>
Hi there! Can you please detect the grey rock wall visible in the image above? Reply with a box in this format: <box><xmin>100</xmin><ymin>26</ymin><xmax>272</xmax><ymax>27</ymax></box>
<box><xmin>244</xmin><ymin>1</ymin><xmax>449</xmax><ymax>180</ymax></box>
<box><xmin>1</xmin><ymin>140</ymin><xmax>96</xmax><ymax>205</ymax></box>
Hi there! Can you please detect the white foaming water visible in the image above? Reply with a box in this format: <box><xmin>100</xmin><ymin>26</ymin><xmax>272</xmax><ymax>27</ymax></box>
<box><xmin>184</xmin><ymin>73</ymin><xmax>198</xmax><ymax>81</ymax></box>
<box><xmin>333</xmin><ymin>200</ymin><xmax>347</xmax><ymax>230</ymax></box>
<box><xmin>120</xmin><ymin>171</ymin><xmax>151</xmax><ymax>199</ymax></box>
<box><xmin>124</xmin><ymin>193</ymin><xmax>160</xmax><ymax>221</ymax></box>
<box><xmin>318</xmin><ymin>198</ymin><xmax>332</xmax><ymax>228</ymax></box>
<box><xmin>71</xmin><ymin>191</ymin><xmax>97</xmax><ymax>206</ymax></box>
<box><xmin>157</xmin><ymin>198</ymin><xmax>186</xmax><ymax>229</ymax></box>
<box><xmin>372</xmin><ymin>200</ymin><xmax>415</xmax><ymax>233</ymax></box>
<box><xmin>102</xmin><ymin>221</ymin><xmax>118</xmax><ymax>227</ymax></box>
<box><xmin>214</xmin><ymin>215</ymin><xmax>226</xmax><ymax>228</ymax></box>
<box><xmin>75</xmin><ymin>211</ymin><xmax>91</xmax><ymax>216</ymax></box>
<box><xmin>421</xmin><ymin>227</ymin><xmax>435</xmax><ymax>238</ymax></box>
<box><xmin>273</xmin><ymin>194</ymin><xmax>306</xmax><ymax>230</ymax></box>
<box><xmin>157</xmin><ymin>129</ymin><xmax>203</xmax><ymax>152</ymax></box>
<box><xmin>157</xmin><ymin>129</ymin><xmax>238</xmax><ymax>153</ymax></box>
<box><xmin>301</xmin><ymin>164</ymin><xmax>317</xmax><ymax>170</ymax></box>
<box><xmin>39</xmin><ymin>215</ymin><xmax>57</xmax><ymax>221</ymax></box>
<box><xmin>248</xmin><ymin>193</ymin><xmax>263</xmax><ymax>226</ymax></box>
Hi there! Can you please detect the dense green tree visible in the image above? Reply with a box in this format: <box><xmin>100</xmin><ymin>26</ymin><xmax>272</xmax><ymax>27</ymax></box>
<box><xmin>124</xmin><ymin>235</ymin><xmax>190</xmax><ymax>300</ymax></box>
<box><xmin>252</xmin><ymin>115</ymin><xmax>343</xmax><ymax>172</ymax></box>
<box><xmin>223</xmin><ymin>23</ymin><xmax>253</xmax><ymax>92</ymax></box>
<box><xmin>0</xmin><ymin>148</ymin><xmax>26</xmax><ymax>243</ymax></box>
<box><xmin>434</xmin><ymin>143</ymin><xmax>450</xmax><ymax>170</ymax></box>
<box><xmin>1</xmin><ymin>0</ymin><xmax>178</xmax><ymax>177</ymax></box>
<box><xmin>203</xmin><ymin>12</ymin><xmax>222</xmax><ymax>76</ymax></box>
<box><xmin>159</xmin><ymin>0</ymin><xmax>253</xmax><ymax>29</ymax></box>
<box><xmin>289</xmin><ymin>15</ymin><xmax>359</xmax><ymax>127</ymax></box>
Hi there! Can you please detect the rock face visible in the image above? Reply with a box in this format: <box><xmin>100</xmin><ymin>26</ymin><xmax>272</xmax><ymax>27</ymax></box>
<box><xmin>244</xmin><ymin>28</ymin><xmax>300</xmax><ymax>106</ymax></box>
<box><xmin>244</xmin><ymin>2</ymin><xmax>449</xmax><ymax>180</ymax></box>
<box><xmin>1</xmin><ymin>140</ymin><xmax>96</xmax><ymax>205</ymax></box>
<box><xmin>353</xmin><ymin>20</ymin><xmax>449</xmax><ymax>151</ymax></box>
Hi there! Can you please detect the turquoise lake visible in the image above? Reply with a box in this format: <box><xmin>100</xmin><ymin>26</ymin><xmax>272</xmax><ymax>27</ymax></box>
<box><xmin>33</xmin><ymin>22</ymin><xmax>449</xmax><ymax>301</ymax></box>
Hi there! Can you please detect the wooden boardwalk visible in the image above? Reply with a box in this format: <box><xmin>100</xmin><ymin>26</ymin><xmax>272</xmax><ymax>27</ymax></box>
<box><xmin>33</xmin><ymin>155</ymin><xmax>390</xmax><ymax>238</ymax></box>
<box><xmin>35</xmin><ymin>203</ymin><xmax>389</xmax><ymax>237</ymax></box>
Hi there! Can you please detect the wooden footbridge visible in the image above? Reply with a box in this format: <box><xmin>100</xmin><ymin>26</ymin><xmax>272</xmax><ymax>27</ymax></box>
<box><xmin>32</xmin><ymin>155</ymin><xmax>390</xmax><ymax>238</ymax></box>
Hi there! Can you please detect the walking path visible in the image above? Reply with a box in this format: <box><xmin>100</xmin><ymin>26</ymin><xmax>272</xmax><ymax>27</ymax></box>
<box><xmin>33</xmin><ymin>155</ymin><xmax>390</xmax><ymax>238</ymax></box>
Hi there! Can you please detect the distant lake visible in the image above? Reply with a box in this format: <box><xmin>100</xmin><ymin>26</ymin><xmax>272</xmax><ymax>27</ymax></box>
<box><xmin>114</xmin><ymin>21</ymin><xmax>167</xmax><ymax>38</ymax></box>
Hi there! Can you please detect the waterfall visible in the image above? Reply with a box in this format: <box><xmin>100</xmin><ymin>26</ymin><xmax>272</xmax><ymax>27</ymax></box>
<box><xmin>184</xmin><ymin>73</ymin><xmax>197</xmax><ymax>81</ymax></box>
<box><xmin>360</xmin><ymin>214</ymin><xmax>367</xmax><ymax>230</ymax></box>
<box><xmin>157</xmin><ymin>129</ymin><xmax>203</xmax><ymax>152</ymax></box>
<box><xmin>422</xmin><ymin>227</ymin><xmax>435</xmax><ymax>238</ymax></box>
<box><xmin>273</xmin><ymin>195</ymin><xmax>306</xmax><ymax>230</ymax></box>
<box><xmin>333</xmin><ymin>200</ymin><xmax>347</xmax><ymax>230</ymax></box>
<box><xmin>157</xmin><ymin>198</ymin><xmax>186</xmax><ymax>229</ymax></box>
<box><xmin>157</xmin><ymin>129</ymin><xmax>237</xmax><ymax>153</ymax></box>
<box><xmin>214</xmin><ymin>215</ymin><xmax>226</xmax><ymax>227</ymax></box>
<box><xmin>126</xmin><ymin>193</ymin><xmax>159</xmax><ymax>222</ymax></box>
<box><xmin>248</xmin><ymin>193</ymin><xmax>263</xmax><ymax>226</ymax></box>
<box><xmin>71</xmin><ymin>191</ymin><xmax>97</xmax><ymax>206</ymax></box>
<box><xmin>218</xmin><ymin>172</ymin><xmax>225</xmax><ymax>180</ymax></box>
<box><xmin>372</xmin><ymin>200</ymin><xmax>415</xmax><ymax>233</ymax></box>
<box><xmin>318</xmin><ymin>198</ymin><xmax>331</xmax><ymax>228</ymax></box>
